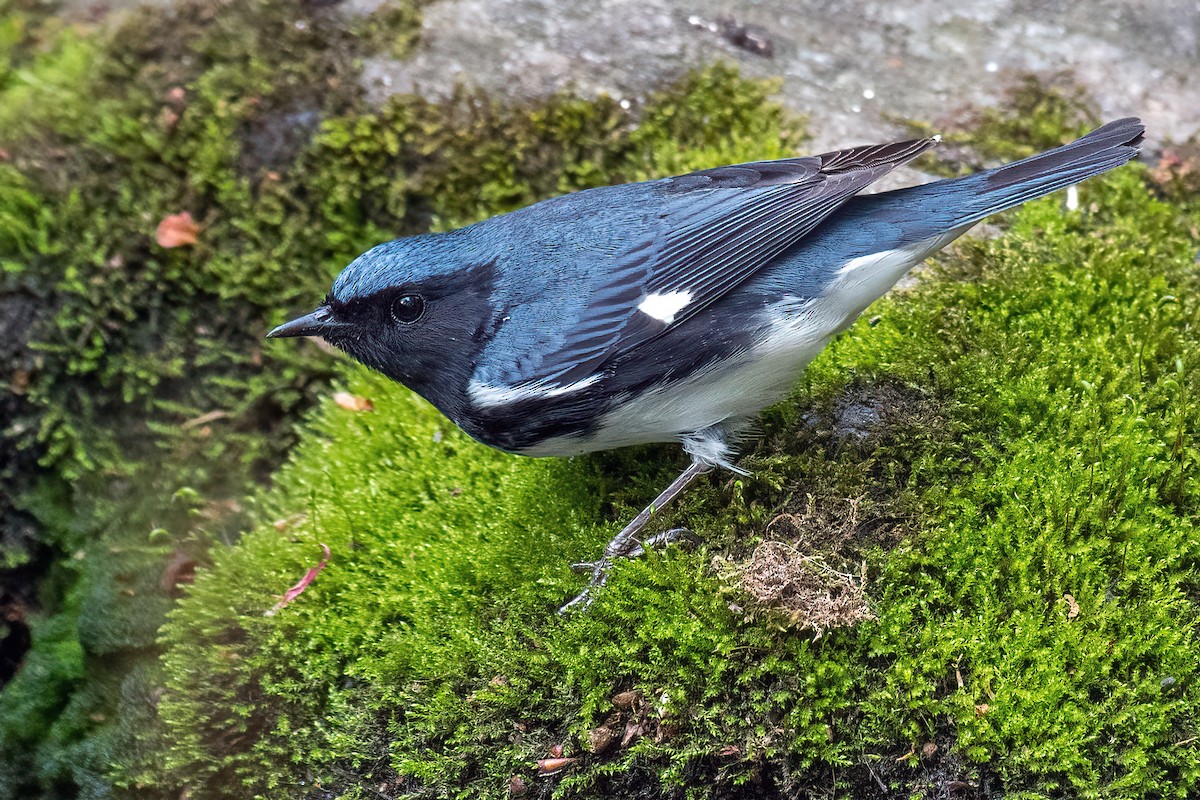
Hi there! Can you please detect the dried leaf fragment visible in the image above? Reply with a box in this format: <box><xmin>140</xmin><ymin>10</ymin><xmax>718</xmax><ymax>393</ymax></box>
<box><xmin>180</xmin><ymin>409</ymin><xmax>228</xmax><ymax>431</ymax></box>
<box><xmin>265</xmin><ymin>543</ymin><xmax>331</xmax><ymax>616</ymax></box>
<box><xmin>333</xmin><ymin>392</ymin><xmax>374</xmax><ymax>412</ymax></box>
<box><xmin>620</xmin><ymin>720</ymin><xmax>644</xmax><ymax>748</ymax></box>
<box><xmin>160</xmin><ymin>549</ymin><xmax>197</xmax><ymax>594</ymax></box>
<box><xmin>273</xmin><ymin>513</ymin><xmax>308</xmax><ymax>533</ymax></box>
<box><xmin>611</xmin><ymin>690</ymin><xmax>641</xmax><ymax>709</ymax></box>
<box><xmin>588</xmin><ymin>725</ymin><xmax>618</xmax><ymax>754</ymax></box>
<box><xmin>9</xmin><ymin>369</ymin><xmax>29</xmax><ymax>396</ymax></box>
<box><xmin>1063</xmin><ymin>593</ymin><xmax>1080</xmax><ymax>619</ymax></box>
<box><xmin>535</xmin><ymin>757</ymin><xmax>575</xmax><ymax>775</ymax></box>
<box><xmin>155</xmin><ymin>212</ymin><xmax>200</xmax><ymax>248</ymax></box>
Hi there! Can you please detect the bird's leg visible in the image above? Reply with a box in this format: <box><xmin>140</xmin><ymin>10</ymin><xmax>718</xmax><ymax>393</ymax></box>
<box><xmin>558</xmin><ymin>459</ymin><xmax>711</xmax><ymax>614</ymax></box>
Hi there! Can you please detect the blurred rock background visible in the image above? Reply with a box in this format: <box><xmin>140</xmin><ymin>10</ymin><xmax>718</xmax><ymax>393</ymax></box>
<box><xmin>355</xmin><ymin>0</ymin><xmax>1199</xmax><ymax>149</ymax></box>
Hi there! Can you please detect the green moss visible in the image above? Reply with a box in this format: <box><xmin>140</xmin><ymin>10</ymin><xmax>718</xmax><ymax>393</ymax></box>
<box><xmin>967</xmin><ymin>73</ymin><xmax>1102</xmax><ymax>158</ymax></box>
<box><xmin>0</xmin><ymin>5</ymin><xmax>99</xmax><ymax>141</ymax></box>
<box><xmin>0</xmin><ymin>0</ymin><xmax>801</xmax><ymax>795</ymax></box>
<box><xmin>146</xmin><ymin>120</ymin><xmax>1200</xmax><ymax>799</ymax></box>
<box><xmin>0</xmin><ymin>590</ymin><xmax>84</xmax><ymax>798</ymax></box>
<box><xmin>352</xmin><ymin>0</ymin><xmax>433</xmax><ymax>59</ymax></box>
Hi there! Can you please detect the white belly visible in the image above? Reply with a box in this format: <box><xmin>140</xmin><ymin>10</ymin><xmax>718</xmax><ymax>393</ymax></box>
<box><xmin>523</xmin><ymin>298</ymin><xmax>839</xmax><ymax>457</ymax></box>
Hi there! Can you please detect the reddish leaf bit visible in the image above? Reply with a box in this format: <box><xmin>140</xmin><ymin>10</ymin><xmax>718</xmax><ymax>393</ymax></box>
<box><xmin>160</xmin><ymin>549</ymin><xmax>197</xmax><ymax>595</ymax></box>
<box><xmin>265</xmin><ymin>544</ymin><xmax>331</xmax><ymax>616</ymax></box>
<box><xmin>155</xmin><ymin>212</ymin><xmax>200</xmax><ymax>248</ymax></box>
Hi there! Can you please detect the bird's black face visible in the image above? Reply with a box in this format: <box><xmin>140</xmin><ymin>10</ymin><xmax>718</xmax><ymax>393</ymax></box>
<box><xmin>268</xmin><ymin>261</ymin><xmax>499</xmax><ymax>421</ymax></box>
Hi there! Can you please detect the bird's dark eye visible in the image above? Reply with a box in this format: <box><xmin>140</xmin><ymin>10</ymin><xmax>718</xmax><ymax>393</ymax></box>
<box><xmin>391</xmin><ymin>294</ymin><xmax>425</xmax><ymax>324</ymax></box>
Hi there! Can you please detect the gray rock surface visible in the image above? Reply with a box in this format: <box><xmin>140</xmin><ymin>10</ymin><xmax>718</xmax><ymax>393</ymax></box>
<box><xmin>359</xmin><ymin>0</ymin><xmax>1200</xmax><ymax>150</ymax></box>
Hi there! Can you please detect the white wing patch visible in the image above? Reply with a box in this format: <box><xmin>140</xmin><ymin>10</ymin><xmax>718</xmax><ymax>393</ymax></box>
<box><xmin>468</xmin><ymin>374</ymin><xmax>601</xmax><ymax>408</ymax></box>
<box><xmin>1065</xmin><ymin>184</ymin><xmax>1079</xmax><ymax>212</ymax></box>
<box><xmin>637</xmin><ymin>290</ymin><xmax>693</xmax><ymax>325</ymax></box>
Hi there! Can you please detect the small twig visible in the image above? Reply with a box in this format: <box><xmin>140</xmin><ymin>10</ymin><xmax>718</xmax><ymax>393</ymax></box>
<box><xmin>180</xmin><ymin>409</ymin><xmax>229</xmax><ymax>430</ymax></box>
<box><xmin>866</xmin><ymin>762</ymin><xmax>888</xmax><ymax>793</ymax></box>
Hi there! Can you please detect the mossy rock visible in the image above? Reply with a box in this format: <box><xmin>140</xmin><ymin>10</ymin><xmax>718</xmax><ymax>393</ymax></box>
<box><xmin>147</xmin><ymin>161</ymin><xmax>1200</xmax><ymax>796</ymax></box>
<box><xmin>3</xmin><ymin>1</ymin><xmax>1199</xmax><ymax>798</ymax></box>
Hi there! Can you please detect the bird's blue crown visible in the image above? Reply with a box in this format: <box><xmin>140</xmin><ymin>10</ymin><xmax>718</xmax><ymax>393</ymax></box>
<box><xmin>331</xmin><ymin>234</ymin><xmax>452</xmax><ymax>303</ymax></box>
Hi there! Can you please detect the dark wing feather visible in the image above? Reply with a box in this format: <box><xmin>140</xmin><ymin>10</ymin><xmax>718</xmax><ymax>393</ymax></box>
<box><xmin>522</xmin><ymin>136</ymin><xmax>939</xmax><ymax>387</ymax></box>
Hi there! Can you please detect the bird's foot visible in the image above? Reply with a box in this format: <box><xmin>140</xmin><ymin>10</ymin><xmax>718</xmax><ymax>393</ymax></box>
<box><xmin>558</xmin><ymin>458</ymin><xmax>711</xmax><ymax>615</ymax></box>
<box><xmin>558</xmin><ymin>528</ymin><xmax>699</xmax><ymax>614</ymax></box>
<box><xmin>569</xmin><ymin>528</ymin><xmax>700</xmax><ymax>572</ymax></box>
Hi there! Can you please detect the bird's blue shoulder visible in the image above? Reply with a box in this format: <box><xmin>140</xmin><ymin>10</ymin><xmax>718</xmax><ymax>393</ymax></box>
<box><xmin>466</xmin><ymin>183</ymin><xmax>661</xmax><ymax>383</ymax></box>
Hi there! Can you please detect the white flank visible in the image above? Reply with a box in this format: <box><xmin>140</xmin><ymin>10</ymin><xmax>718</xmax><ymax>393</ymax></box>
<box><xmin>637</xmin><ymin>290</ymin><xmax>693</xmax><ymax>325</ymax></box>
<box><xmin>468</xmin><ymin>374</ymin><xmax>601</xmax><ymax>408</ymax></box>
<box><xmin>834</xmin><ymin>248</ymin><xmax>905</xmax><ymax>277</ymax></box>
<box><xmin>521</xmin><ymin>301</ymin><xmax>831</xmax><ymax>459</ymax></box>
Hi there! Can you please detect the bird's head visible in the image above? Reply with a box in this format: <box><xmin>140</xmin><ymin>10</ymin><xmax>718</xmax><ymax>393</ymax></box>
<box><xmin>268</xmin><ymin>234</ymin><xmax>498</xmax><ymax>418</ymax></box>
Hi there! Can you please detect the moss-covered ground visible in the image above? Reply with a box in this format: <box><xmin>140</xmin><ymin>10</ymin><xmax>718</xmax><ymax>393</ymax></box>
<box><xmin>140</xmin><ymin>162</ymin><xmax>1200</xmax><ymax>799</ymax></box>
<box><xmin>2</xmin><ymin>1</ymin><xmax>1198</xmax><ymax>798</ymax></box>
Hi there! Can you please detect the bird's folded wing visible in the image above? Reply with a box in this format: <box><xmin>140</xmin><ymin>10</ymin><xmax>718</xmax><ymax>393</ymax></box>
<box><xmin>493</xmin><ymin>136</ymin><xmax>940</xmax><ymax>394</ymax></box>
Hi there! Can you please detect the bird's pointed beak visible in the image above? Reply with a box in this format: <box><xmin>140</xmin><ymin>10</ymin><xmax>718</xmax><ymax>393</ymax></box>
<box><xmin>267</xmin><ymin>305</ymin><xmax>337</xmax><ymax>339</ymax></box>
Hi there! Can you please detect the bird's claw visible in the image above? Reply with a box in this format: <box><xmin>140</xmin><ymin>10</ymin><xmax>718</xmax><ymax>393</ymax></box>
<box><xmin>626</xmin><ymin>527</ymin><xmax>700</xmax><ymax>559</ymax></box>
<box><xmin>558</xmin><ymin>528</ymin><xmax>698</xmax><ymax>614</ymax></box>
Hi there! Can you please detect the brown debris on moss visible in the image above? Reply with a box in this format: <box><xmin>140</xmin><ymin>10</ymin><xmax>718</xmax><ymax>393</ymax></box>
<box><xmin>736</xmin><ymin>504</ymin><xmax>875</xmax><ymax>637</ymax></box>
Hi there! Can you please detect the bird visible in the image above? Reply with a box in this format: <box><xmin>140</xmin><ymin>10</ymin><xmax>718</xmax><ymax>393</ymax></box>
<box><xmin>268</xmin><ymin>117</ymin><xmax>1144</xmax><ymax>611</ymax></box>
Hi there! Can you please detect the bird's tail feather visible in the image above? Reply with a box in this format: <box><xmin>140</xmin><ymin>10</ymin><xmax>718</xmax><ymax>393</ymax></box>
<box><xmin>946</xmin><ymin>117</ymin><xmax>1144</xmax><ymax>226</ymax></box>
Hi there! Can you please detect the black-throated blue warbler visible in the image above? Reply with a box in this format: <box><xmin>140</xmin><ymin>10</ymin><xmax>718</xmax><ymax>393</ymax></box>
<box><xmin>269</xmin><ymin>118</ymin><xmax>1143</xmax><ymax>611</ymax></box>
